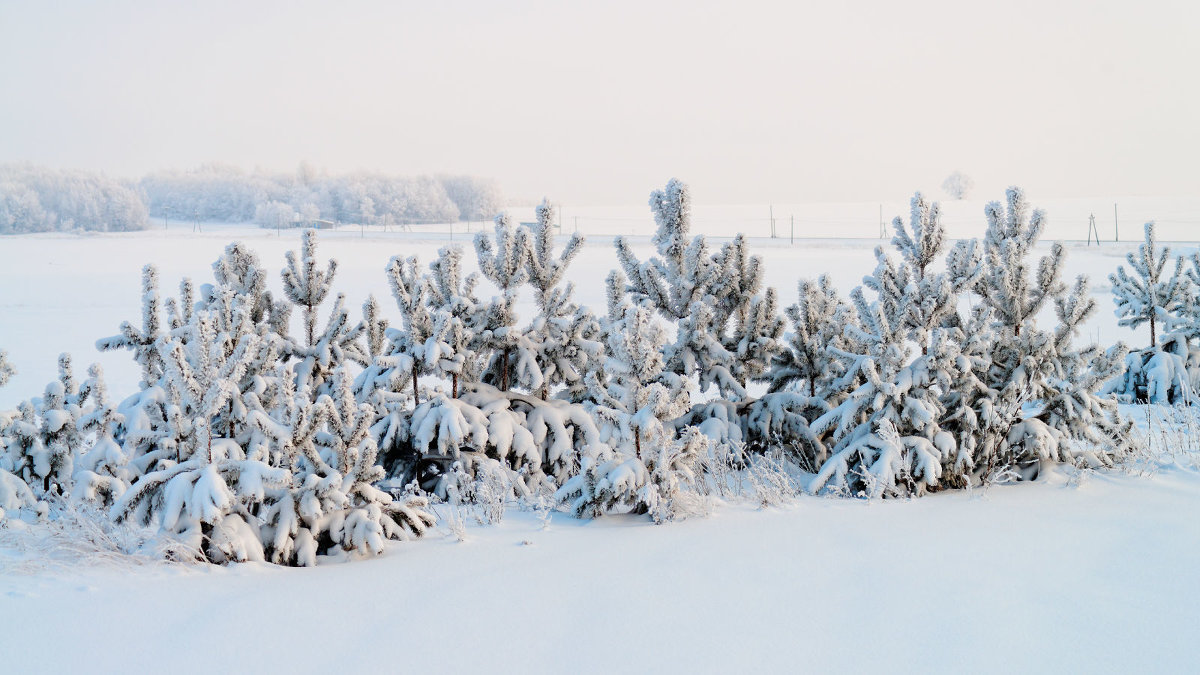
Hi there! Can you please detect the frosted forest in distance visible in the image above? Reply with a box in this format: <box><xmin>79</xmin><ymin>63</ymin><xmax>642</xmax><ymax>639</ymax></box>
<box><xmin>0</xmin><ymin>174</ymin><xmax>1199</xmax><ymax>672</ymax></box>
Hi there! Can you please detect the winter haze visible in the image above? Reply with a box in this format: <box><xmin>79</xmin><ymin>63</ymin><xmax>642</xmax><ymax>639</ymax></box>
<box><xmin>1</xmin><ymin>0</ymin><xmax>1198</xmax><ymax>204</ymax></box>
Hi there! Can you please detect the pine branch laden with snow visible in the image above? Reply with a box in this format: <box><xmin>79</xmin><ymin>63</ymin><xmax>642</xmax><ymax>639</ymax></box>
<box><xmin>381</xmin><ymin>380</ymin><xmax>603</xmax><ymax>499</ymax></box>
<box><xmin>286</xmin><ymin>292</ymin><xmax>367</xmax><ymax>395</ymax></box>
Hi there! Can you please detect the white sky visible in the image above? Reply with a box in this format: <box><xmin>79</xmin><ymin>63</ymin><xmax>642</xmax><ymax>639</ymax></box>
<box><xmin>1</xmin><ymin>0</ymin><xmax>1197</xmax><ymax>205</ymax></box>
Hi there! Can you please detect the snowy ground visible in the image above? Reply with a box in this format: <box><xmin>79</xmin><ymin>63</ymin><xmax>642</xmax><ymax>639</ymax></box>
<box><xmin>1</xmin><ymin>210</ymin><xmax>1199</xmax><ymax>673</ymax></box>
<box><xmin>2</xmin><ymin>456</ymin><xmax>1198</xmax><ymax>674</ymax></box>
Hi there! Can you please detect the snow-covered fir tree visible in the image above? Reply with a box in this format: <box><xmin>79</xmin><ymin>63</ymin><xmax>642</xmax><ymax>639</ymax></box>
<box><xmin>615</xmin><ymin>179</ymin><xmax>776</xmax><ymax>400</ymax></box>
<box><xmin>0</xmin><ymin>350</ymin><xmax>42</xmax><ymax>520</ymax></box>
<box><xmin>558</xmin><ymin>270</ymin><xmax>706</xmax><ymax>521</ymax></box>
<box><xmin>280</xmin><ymin>231</ymin><xmax>365</xmax><ymax>394</ymax></box>
<box><xmin>474</xmin><ymin>212</ymin><xmax>536</xmax><ymax>392</ymax></box>
<box><xmin>1105</xmin><ymin>222</ymin><xmax>1195</xmax><ymax>403</ymax></box>
<box><xmin>96</xmin><ymin>264</ymin><xmax>167</xmax><ymax>388</ymax></box>
<box><xmin>1110</xmin><ymin>222</ymin><xmax>1189</xmax><ymax>350</ymax></box>
<box><xmin>381</xmin><ymin>255</ymin><xmax>436</xmax><ymax>406</ymax></box>
<box><xmin>957</xmin><ymin>187</ymin><xmax>1132</xmax><ymax>475</ymax></box>
<box><xmin>769</xmin><ymin>275</ymin><xmax>857</xmax><ymax>398</ymax></box>
<box><xmin>424</xmin><ymin>246</ymin><xmax>483</xmax><ymax>397</ymax></box>
<box><xmin>72</xmin><ymin>363</ymin><xmax>135</xmax><ymax>507</ymax></box>
<box><xmin>0</xmin><ymin>349</ymin><xmax>15</xmax><ymax>388</ymax></box>
<box><xmin>283</xmin><ymin>229</ymin><xmax>338</xmax><ymax>348</ymax></box>
<box><xmin>522</xmin><ymin>199</ymin><xmax>602</xmax><ymax>401</ymax></box>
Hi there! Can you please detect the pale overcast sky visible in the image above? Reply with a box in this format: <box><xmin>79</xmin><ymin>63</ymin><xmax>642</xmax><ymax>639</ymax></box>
<box><xmin>1</xmin><ymin>0</ymin><xmax>1196</xmax><ymax>205</ymax></box>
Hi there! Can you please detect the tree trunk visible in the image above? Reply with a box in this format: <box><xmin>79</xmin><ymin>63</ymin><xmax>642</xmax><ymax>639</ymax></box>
<box><xmin>1151</xmin><ymin>314</ymin><xmax>1157</xmax><ymax>350</ymax></box>
<box><xmin>453</xmin><ymin>373</ymin><xmax>459</xmax><ymax>398</ymax></box>
<box><xmin>501</xmin><ymin>348</ymin><xmax>510</xmax><ymax>391</ymax></box>
<box><xmin>634</xmin><ymin>425</ymin><xmax>641</xmax><ymax>460</ymax></box>
<box><xmin>411</xmin><ymin>364</ymin><xmax>420</xmax><ymax>406</ymax></box>
<box><xmin>809</xmin><ymin>378</ymin><xmax>816</xmax><ymax>398</ymax></box>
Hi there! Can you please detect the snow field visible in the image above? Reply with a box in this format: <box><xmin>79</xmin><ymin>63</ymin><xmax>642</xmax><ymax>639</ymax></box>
<box><xmin>1</xmin><ymin>457</ymin><xmax>1198</xmax><ymax>674</ymax></box>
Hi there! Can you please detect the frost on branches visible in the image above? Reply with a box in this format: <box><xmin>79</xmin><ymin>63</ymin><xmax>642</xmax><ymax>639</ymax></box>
<box><xmin>0</xmin><ymin>179</ymin><xmax>1167</xmax><ymax>565</ymax></box>
<box><xmin>1105</xmin><ymin>222</ymin><xmax>1196</xmax><ymax>403</ymax></box>
<box><xmin>808</xmin><ymin>190</ymin><xmax>1132</xmax><ymax>498</ymax></box>
<box><xmin>7</xmin><ymin>231</ymin><xmax>438</xmax><ymax>565</ymax></box>
<box><xmin>558</xmin><ymin>270</ymin><xmax>709</xmax><ymax>522</ymax></box>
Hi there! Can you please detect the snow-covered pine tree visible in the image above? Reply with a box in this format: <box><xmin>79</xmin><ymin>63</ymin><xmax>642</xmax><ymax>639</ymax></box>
<box><xmin>614</xmin><ymin>179</ymin><xmax>772</xmax><ymax>400</ymax></box>
<box><xmin>424</xmin><ymin>245</ymin><xmax>483</xmax><ymax>397</ymax></box>
<box><xmin>1104</xmin><ymin>222</ymin><xmax>1194</xmax><ymax>403</ymax></box>
<box><xmin>72</xmin><ymin>363</ymin><xmax>135</xmax><ymax>507</ymax></box>
<box><xmin>382</xmin><ymin>255</ymin><xmax>435</xmax><ymax>406</ymax></box>
<box><xmin>283</xmin><ymin>229</ymin><xmax>338</xmax><ymax>348</ymax></box>
<box><xmin>769</xmin><ymin>275</ymin><xmax>857</xmax><ymax>398</ymax></box>
<box><xmin>887</xmin><ymin>194</ymin><xmax>976</xmax><ymax>353</ymax></box>
<box><xmin>0</xmin><ymin>349</ymin><xmax>13</xmax><ymax>388</ymax></box>
<box><xmin>808</xmin><ymin>194</ymin><xmax>974</xmax><ymax>497</ymax></box>
<box><xmin>112</xmin><ymin>309</ymin><xmax>292</xmax><ymax>562</ymax></box>
<box><xmin>958</xmin><ymin>187</ymin><xmax>1132</xmax><ymax>473</ymax></box>
<box><xmin>474</xmin><ymin>211</ymin><xmax>536</xmax><ymax>392</ymax></box>
<box><xmin>1110</xmin><ymin>222</ymin><xmax>1189</xmax><ymax>349</ymax></box>
<box><xmin>280</xmin><ymin>231</ymin><xmax>365</xmax><ymax>395</ymax></box>
<box><xmin>1</xmin><ymin>355</ymin><xmax>92</xmax><ymax>501</ymax></box>
<box><xmin>97</xmin><ymin>264</ymin><xmax>166</xmax><ymax>388</ymax></box>
<box><xmin>378</xmin><ymin>210</ymin><xmax>603</xmax><ymax>492</ymax></box>
<box><xmin>258</xmin><ymin>368</ymin><xmax>435</xmax><ymax>565</ymax></box>
<box><xmin>522</xmin><ymin>199</ymin><xmax>602</xmax><ymax>401</ymax></box>
<box><xmin>558</xmin><ymin>270</ymin><xmax>706</xmax><ymax>521</ymax></box>
<box><xmin>210</xmin><ymin>241</ymin><xmax>288</xmax><ymax>331</ymax></box>
<box><xmin>0</xmin><ymin>350</ymin><xmax>41</xmax><ymax>520</ymax></box>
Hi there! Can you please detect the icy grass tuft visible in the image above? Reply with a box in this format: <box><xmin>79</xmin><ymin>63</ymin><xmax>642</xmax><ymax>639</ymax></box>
<box><xmin>0</xmin><ymin>499</ymin><xmax>201</xmax><ymax>574</ymax></box>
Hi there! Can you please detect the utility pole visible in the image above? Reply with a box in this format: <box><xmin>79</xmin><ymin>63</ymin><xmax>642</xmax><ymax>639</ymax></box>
<box><xmin>879</xmin><ymin>204</ymin><xmax>884</xmax><ymax>239</ymax></box>
<box><xmin>1087</xmin><ymin>213</ymin><xmax>1100</xmax><ymax>246</ymax></box>
<box><xmin>1114</xmin><ymin>203</ymin><xmax>1119</xmax><ymax>242</ymax></box>
<box><xmin>769</xmin><ymin>205</ymin><xmax>775</xmax><ymax>238</ymax></box>
<box><xmin>790</xmin><ymin>215</ymin><xmax>794</xmax><ymax>245</ymax></box>
<box><xmin>164</xmin><ymin>206</ymin><xmax>170</xmax><ymax>230</ymax></box>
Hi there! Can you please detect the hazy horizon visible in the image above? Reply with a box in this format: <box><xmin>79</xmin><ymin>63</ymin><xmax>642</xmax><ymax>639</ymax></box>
<box><xmin>2</xmin><ymin>0</ymin><xmax>1197</xmax><ymax>206</ymax></box>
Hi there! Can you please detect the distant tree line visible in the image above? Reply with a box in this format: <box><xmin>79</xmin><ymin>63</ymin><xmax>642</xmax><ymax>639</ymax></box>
<box><xmin>0</xmin><ymin>164</ymin><xmax>149</xmax><ymax>234</ymax></box>
<box><xmin>0</xmin><ymin>163</ymin><xmax>503</xmax><ymax>234</ymax></box>
<box><xmin>141</xmin><ymin>163</ymin><xmax>503</xmax><ymax>229</ymax></box>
